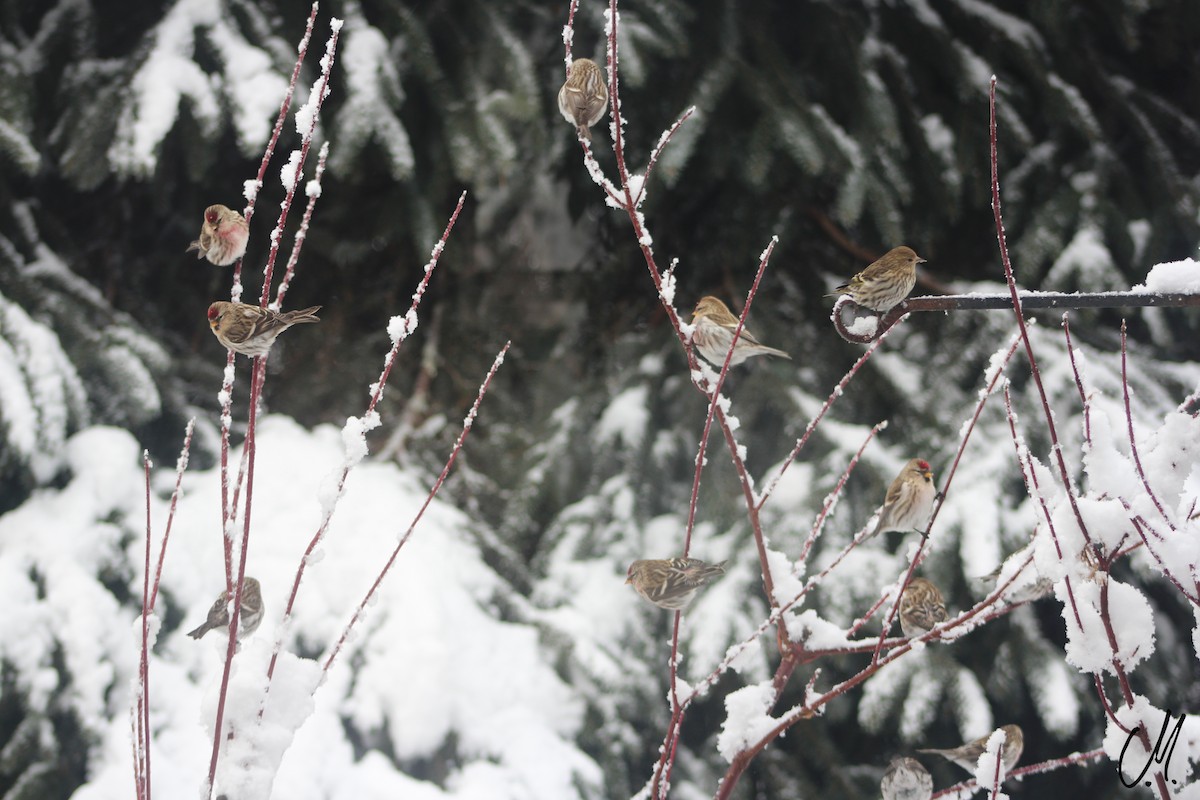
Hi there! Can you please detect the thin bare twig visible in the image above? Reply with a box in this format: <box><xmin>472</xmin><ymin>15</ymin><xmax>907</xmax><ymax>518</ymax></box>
<box><xmin>231</xmin><ymin>1</ymin><xmax>319</xmax><ymax>301</ymax></box>
<box><xmin>322</xmin><ymin>343</ymin><xmax>510</xmax><ymax>673</ymax></box>
<box><xmin>272</xmin><ymin>141</ymin><xmax>330</xmax><ymax>312</ymax></box>
<box><xmin>264</xmin><ymin>192</ymin><xmax>467</xmax><ymax>686</ymax></box>
<box><xmin>149</xmin><ymin>420</ymin><xmax>195</xmax><ymax>611</ymax></box>
<box><xmin>136</xmin><ymin>452</ymin><xmax>153</xmax><ymax>800</ymax></box>
<box><xmin>931</xmin><ymin>748</ymin><xmax>1107</xmax><ymax>798</ymax></box>
<box><xmin>1119</xmin><ymin>321</ymin><xmax>1176</xmax><ymax>531</ymax></box>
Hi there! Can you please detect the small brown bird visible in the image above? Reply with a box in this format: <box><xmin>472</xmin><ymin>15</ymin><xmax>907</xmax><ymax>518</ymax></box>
<box><xmin>829</xmin><ymin>246</ymin><xmax>925</xmax><ymax>313</ymax></box>
<box><xmin>976</xmin><ymin>558</ymin><xmax>1054</xmax><ymax>606</ymax></box>
<box><xmin>691</xmin><ymin>296</ymin><xmax>791</xmax><ymax>368</ymax></box>
<box><xmin>558</xmin><ymin>58</ymin><xmax>609</xmax><ymax>141</ymax></box>
<box><xmin>899</xmin><ymin>577</ymin><xmax>948</xmax><ymax>638</ymax></box>
<box><xmin>187</xmin><ymin>204</ymin><xmax>250</xmax><ymax>266</ymax></box>
<box><xmin>207</xmin><ymin>302</ymin><xmax>321</xmax><ymax>357</ymax></box>
<box><xmin>868</xmin><ymin>459</ymin><xmax>937</xmax><ymax>539</ymax></box>
<box><xmin>918</xmin><ymin>724</ymin><xmax>1024</xmax><ymax>776</ymax></box>
<box><xmin>881</xmin><ymin>756</ymin><xmax>933</xmax><ymax>800</ymax></box>
<box><xmin>187</xmin><ymin>577</ymin><xmax>263</xmax><ymax>641</ymax></box>
<box><xmin>626</xmin><ymin>558</ymin><xmax>727</xmax><ymax>611</ymax></box>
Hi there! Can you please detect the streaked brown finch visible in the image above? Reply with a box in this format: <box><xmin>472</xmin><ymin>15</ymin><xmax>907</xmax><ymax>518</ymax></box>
<box><xmin>558</xmin><ymin>58</ymin><xmax>608</xmax><ymax>141</ymax></box>
<box><xmin>691</xmin><ymin>296</ymin><xmax>791</xmax><ymax>368</ymax></box>
<box><xmin>868</xmin><ymin>458</ymin><xmax>937</xmax><ymax>539</ymax></box>
<box><xmin>830</xmin><ymin>246</ymin><xmax>925</xmax><ymax>313</ymax></box>
<box><xmin>207</xmin><ymin>301</ymin><xmax>321</xmax><ymax>357</ymax></box>
<box><xmin>187</xmin><ymin>204</ymin><xmax>250</xmax><ymax>266</ymax></box>
<box><xmin>899</xmin><ymin>577</ymin><xmax>948</xmax><ymax>638</ymax></box>
<box><xmin>918</xmin><ymin>724</ymin><xmax>1023</xmax><ymax>775</ymax></box>
<box><xmin>626</xmin><ymin>558</ymin><xmax>727</xmax><ymax>611</ymax></box>
<box><xmin>187</xmin><ymin>577</ymin><xmax>264</xmax><ymax>641</ymax></box>
<box><xmin>881</xmin><ymin>756</ymin><xmax>933</xmax><ymax>800</ymax></box>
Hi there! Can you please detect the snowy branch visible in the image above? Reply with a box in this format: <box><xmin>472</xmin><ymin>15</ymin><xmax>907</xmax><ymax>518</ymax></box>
<box><xmin>832</xmin><ymin>290</ymin><xmax>1200</xmax><ymax>344</ymax></box>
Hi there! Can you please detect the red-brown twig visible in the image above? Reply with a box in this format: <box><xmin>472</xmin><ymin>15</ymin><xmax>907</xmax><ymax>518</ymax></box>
<box><xmin>987</xmin><ymin>728</ymin><xmax>1007</xmax><ymax>797</ymax></box>
<box><xmin>265</xmin><ymin>192</ymin><xmax>466</xmax><ymax>686</ymax></box>
<box><xmin>710</xmin><ymin>566</ymin><xmax>1030</xmax><ymax>800</ymax></box>
<box><xmin>682</xmin><ymin>240</ymin><xmax>776</xmax><ymax>557</ymax></box>
<box><xmin>230</xmin><ymin>1</ymin><xmax>319</xmax><ymax>302</ymax></box>
<box><xmin>136</xmin><ymin>452</ymin><xmax>153</xmax><ymax>800</ymax></box>
<box><xmin>867</xmin><ymin>331</ymin><xmax>1022</xmax><ymax>667</ymax></box>
<box><xmin>135</xmin><ymin>422</ymin><xmax>196</xmax><ymax>799</ymax></box>
<box><xmin>991</xmin><ymin>77</ymin><xmax>1168</xmax><ymax>798</ymax></box>
<box><xmin>256</xmin><ymin>20</ymin><xmax>341</xmax><ymax>310</ymax></box>
<box><xmin>1001</xmin><ymin>388</ymin><xmax>1168</xmax><ymax>798</ymax></box>
<box><xmin>272</xmin><ymin>141</ymin><xmax>329</xmax><ymax>312</ymax></box>
<box><xmin>931</xmin><ymin>748</ymin><xmax>1107</xmax><ymax>798</ymax></box>
<box><xmin>1061</xmin><ymin>314</ymin><xmax>1091</xmax><ymax>443</ymax></box>
<box><xmin>322</xmin><ymin>343</ymin><xmax>510</xmax><ymax>673</ymax></box>
<box><xmin>711</xmin><ymin>329</ymin><xmax>1024</xmax><ymax>796</ymax></box>
<box><xmin>205</xmin><ymin>358</ymin><xmax>268</xmax><ymax>796</ymax></box>
<box><xmin>634</xmin><ymin>108</ymin><xmax>696</xmax><ymax>209</ymax></box>
<box><xmin>566</xmin><ymin>5</ymin><xmax>796</xmax><ymax>792</ymax></box>
<box><xmin>561</xmin><ymin>0</ymin><xmax>579</xmax><ymax>69</ymax></box>
<box><xmin>1119</xmin><ymin>321</ymin><xmax>1176</xmax><ymax>531</ymax></box>
<box><xmin>220</xmin><ymin>0</ymin><xmax>320</xmax><ymax>591</ymax></box>
<box><xmin>659</xmin><ymin>242</ymin><xmax>777</xmax><ymax>797</ymax></box>
<box><xmin>794</xmin><ymin>421</ymin><xmax>887</xmax><ymax>568</ymax></box>
<box><xmin>756</xmin><ymin>324</ymin><xmax>904</xmax><ymax>511</ymax></box>
<box><xmin>988</xmin><ymin>78</ymin><xmax>1091</xmax><ymax>551</ymax></box>
<box><xmin>149</xmin><ymin>419</ymin><xmax>195</xmax><ymax>611</ymax></box>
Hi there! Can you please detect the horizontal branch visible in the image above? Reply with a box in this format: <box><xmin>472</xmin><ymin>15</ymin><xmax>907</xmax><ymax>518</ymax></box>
<box><xmin>906</xmin><ymin>290</ymin><xmax>1200</xmax><ymax>310</ymax></box>
<box><xmin>834</xmin><ymin>291</ymin><xmax>1200</xmax><ymax>343</ymax></box>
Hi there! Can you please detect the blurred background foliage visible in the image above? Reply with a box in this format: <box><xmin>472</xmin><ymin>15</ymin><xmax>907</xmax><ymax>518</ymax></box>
<box><xmin>1</xmin><ymin>0</ymin><xmax>1198</xmax><ymax>797</ymax></box>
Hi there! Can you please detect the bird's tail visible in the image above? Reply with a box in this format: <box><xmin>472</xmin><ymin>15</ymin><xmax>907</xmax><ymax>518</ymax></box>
<box><xmin>764</xmin><ymin>346</ymin><xmax>791</xmax><ymax>360</ymax></box>
<box><xmin>186</xmin><ymin>622</ymin><xmax>212</xmax><ymax>640</ymax></box>
<box><xmin>283</xmin><ymin>306</ymin><xmax>322</xmax><ymax>324</ymax></box>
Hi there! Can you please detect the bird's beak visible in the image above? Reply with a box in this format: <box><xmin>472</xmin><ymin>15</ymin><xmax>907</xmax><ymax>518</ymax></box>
<box><xmin>922</xmin><ymin>470</ymin><xmax>933</xmax><ymax>480</ymax></box>
<box><xmin>625</xmin><ymin>576</ymin><xmax>632</xmax><ymax>585</ymax></box>
<box><xmin>917</xmin><ymin>258</ymin><xmax>927</xmax><ymax>264</ymax></box>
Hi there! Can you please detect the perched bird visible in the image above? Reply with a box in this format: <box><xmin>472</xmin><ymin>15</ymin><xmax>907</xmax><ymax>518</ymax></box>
<box><xmin>207</xmin><ymin>302</ymin><xmax>321</xmax><ymax>357</ymax></box>
<box><xmin>975</xmin><ymin>556</ymin><xmax>1054</xmax><ymax>606</ymax></box>
<box><xmin>868</xmin><ymin>459</ymin><xmax>937</xmax><ymax>539</ymax></box>
<box><xmin>691</xmin><ymin>296</ymin><xmax>791</xmax><ymax>368</ymax></box>
<box><xmin>187</xmin><ymin>204</ymin><xmax>250</xmax><ymax>266</ymax></box>
<box><xmin>881</xmin><ymin>756</ymin><xmax>933</xmax><ymax>800</ymax></box>
<box><xmin>558</xmin><ymin>58</ymin><xmax>609</xmax><ymax>141</ymax></box>
<box><xmin>899</xmin><ymin>577</ymin><xmax>948</xmax><ymax>638</ymax></box>
<box><xmin>187</xmin><ymin>577</ymin><xmax>264</xmax><ymax>641</ymax></box>
<box><xmin>829</xmin><ymin>246</ymin><xmax>925</xmax><ymax>313</ymax></box>
<box><xmin>919</xmin><ymin>724</ymin><xmax>1024</xmax><ymax>776</ymax></box>
<box><xmin>626</xmin><ymin>558</ymin><xmax>727</xmax><ymax>611</ymax></box>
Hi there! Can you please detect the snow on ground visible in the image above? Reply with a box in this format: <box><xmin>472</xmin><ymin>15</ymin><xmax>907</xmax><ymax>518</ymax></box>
<box><xmin>0</xmin><ymin>416</ymin><xmax>600</xmax><ymax>799</ymax></box>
